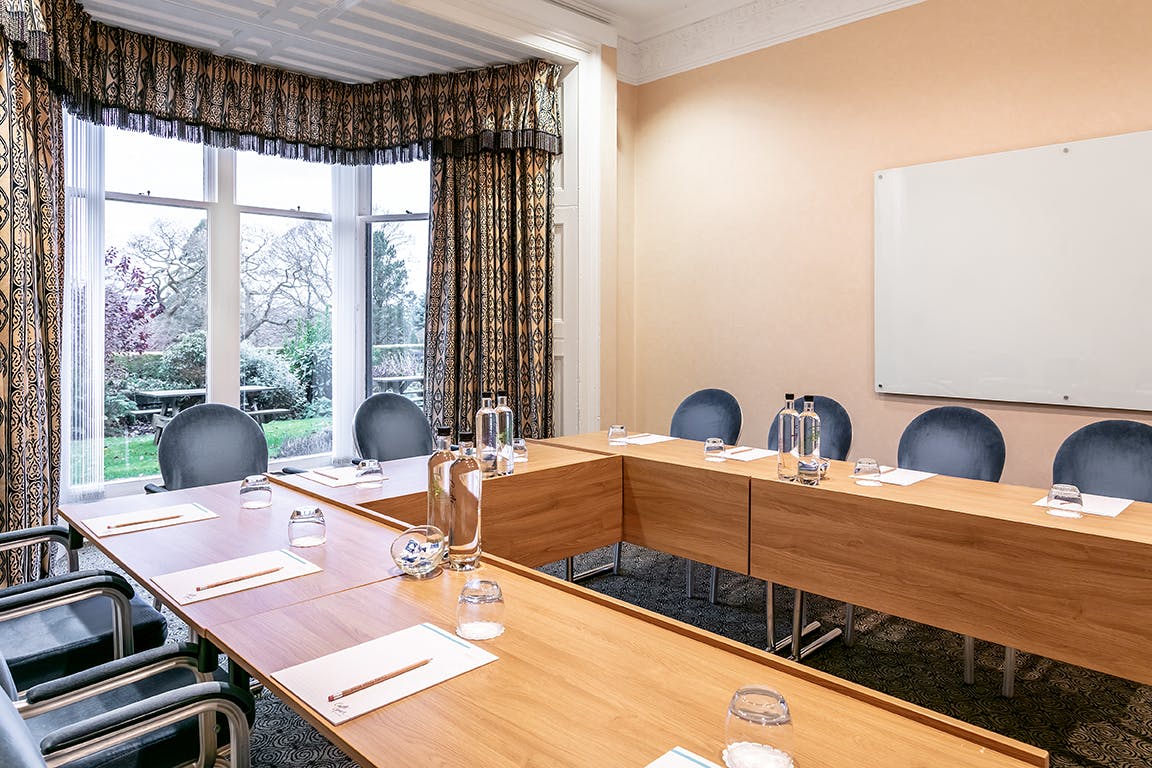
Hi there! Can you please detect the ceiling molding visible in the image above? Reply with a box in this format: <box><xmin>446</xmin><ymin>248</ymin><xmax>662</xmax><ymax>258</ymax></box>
<box><xmin>617</xmin><ymin>0</ymin><xmax>925</xmax><ymax>85</ymax></box>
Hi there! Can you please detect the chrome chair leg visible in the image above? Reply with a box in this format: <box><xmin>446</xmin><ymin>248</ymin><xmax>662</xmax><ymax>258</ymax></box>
<box><xmin>765</xmin><ymin>581</ymin><xmax>776</xmax><ymax>651</ymax></box>
<box><xmin>708</xmin><ymin>567</ymin><xmax>719</xmax><ymax>604</ymax></box>
<box><xmin>685</xmin><ymin>560</ymin><xmax>694</xmax><ymax>598</ymax></box>
<box><xmin>790</xmin><ymin>589</ymin><xmax>805</xmax><ymax>660</ymax></box>
<box><xmin>1002</xmin><ymin>647</ymin><xmax>1017</xmax><ymax>698</ymax></box>
<box><xmin>963</xmin><ymin>635</ymin><xmax>975</xmax><ymax>685</ymax></box>
<box><xmin>612</xmin><ymin>542</ymin><xmax>622</xmax><ymax>574</ymax></box>
<box><xmin>843</xmin><ymin>603</ymin><xmax>856</xmax><ymax>647</ymax></box>
<box><xmin>565</xmin><ymin>557</ymin><xmax>575</xmax><ymax>581</ymax></box>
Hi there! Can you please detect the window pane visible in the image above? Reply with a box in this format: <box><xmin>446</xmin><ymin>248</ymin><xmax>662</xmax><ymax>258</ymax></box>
<box><xmin>369</xmin><ymin>221</ymin><xmax>427</xmax><ymax>404</ymax></box>
<box><xmin>372</xmin><ymin>161</ymin><xmax>430</xmax><ymax>214</ymax></box>
<box><xmin>236</xmin><ymin>151</ymin><xmax>332</xmax><ymax>213</ymax></box>
<box><xmin>241</xmin><ymin>213</ymin><xmax>334</xmax><ymax>459</ymax></box>
<box><xmin>104</xmin><ymin>127</ymin><xmax>204</xmax><ymax>200</ymax></box>
<box><xmin>103</xmin><ymin>202</ymin><xmax>207</xmax><ymax>481</ymax></box>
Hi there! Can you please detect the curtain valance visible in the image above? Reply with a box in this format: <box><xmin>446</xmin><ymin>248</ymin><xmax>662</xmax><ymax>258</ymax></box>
<box><xmin>1</xmin><ymin>0</ymin><xmax>49</xmax><ymax>61</ymax></box>
<box><xmin>32</xmin><ymin>0</ymin><xmax>561</xmax><ymax>164</ymax></box>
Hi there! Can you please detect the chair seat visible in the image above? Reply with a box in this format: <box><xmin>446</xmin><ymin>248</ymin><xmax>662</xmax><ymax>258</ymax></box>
<box><xmin>0</xmin><ymin>595</ymin><xmax>167</xmax><ymax>691</ymax></box>
<box><xmin>25</xmin><ymin>667</ymin><xmax>239</xmax><ymax>768</ymax></box>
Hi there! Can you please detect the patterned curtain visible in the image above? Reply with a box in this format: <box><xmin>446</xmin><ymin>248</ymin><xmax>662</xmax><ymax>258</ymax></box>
<box><xmin>34</xmin><ymin>0</ymin><xmax>562</xmax><ymax>164</ymax></box>
<box><xmin>1</xmin><ymin>0</ymin><xmax>48</xmax><ymax>61</ymax></box>
<box><xmin>0</xmin><ymin>38</ymin><xmax>64</xmax><ymax>585</ymax></box>
<box><xmin>425</xmin><ymin>149</ymin><xmax>554</xmax><ymax>438</ymax></box>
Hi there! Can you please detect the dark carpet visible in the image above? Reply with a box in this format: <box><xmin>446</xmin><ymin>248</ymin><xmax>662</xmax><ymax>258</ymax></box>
<box><xmin>83</xmin><ymin>544</ymin><xmax>1152</xmax><ymax>767</ymax></box>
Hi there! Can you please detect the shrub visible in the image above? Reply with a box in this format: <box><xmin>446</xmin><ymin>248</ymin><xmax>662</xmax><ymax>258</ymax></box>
<box><xmin>241</xmin><ymin>344</ymin><xmax>304</xmax><ymax>411</ymax></box>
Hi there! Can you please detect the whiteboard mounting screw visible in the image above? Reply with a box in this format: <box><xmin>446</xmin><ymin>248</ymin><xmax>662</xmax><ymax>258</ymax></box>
<box><xmin>1063</xmin><ymin>147</ymin><xmax>1069</xmax><ymax>153</ymax></box>
<box><xmin>1063</xmin><ymin>394</ymin><xmax>1070</xmax><ymax>400</ymax></box>
<box><xmin>878</xmin><ymin>173</ymin><xmax>884</xmax><ymax>179</ymax></box>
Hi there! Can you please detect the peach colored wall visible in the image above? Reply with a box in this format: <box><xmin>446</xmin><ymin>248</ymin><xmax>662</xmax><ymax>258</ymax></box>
<box><xmin>615</xmin><ymin>79</ymin><xmax>638</xmax><ymax>428</ymax></box>
<box><xmin>625</xmin><ymin>0</ymin><xmax>1152</xmax><ymax>486</ymax></box>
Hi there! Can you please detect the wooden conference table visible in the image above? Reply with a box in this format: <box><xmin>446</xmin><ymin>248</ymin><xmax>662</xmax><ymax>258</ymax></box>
<box><xmin>56</xmin><ymin>443</ymin><xmax>1046</xmax><ymax>768</ymax></box>
<box><xmin>547</xmin><ymin>432</ymin><xmax>1152</xmax><ymax>687</ymax></box>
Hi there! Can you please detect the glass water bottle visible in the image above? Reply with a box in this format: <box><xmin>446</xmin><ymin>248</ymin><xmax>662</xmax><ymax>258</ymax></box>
<box><xmin>447</xmin><ymin>431</ymin><xmax>483</xmax><ymax>570</ymax></box>
<box><xmin>475</xmin><ymin>392</ymin><xmax>499</xmax><ymax>478</ymax></box>
<box><xmin>797</xmin><ymin>396</ymin><xmax>822</xmax><ymax>486</ymax></box>
<box><xmin>495</xmin><ymin>390</ymin><xmax>515</xmax><ymax>476</ymax></box>
<box><xmin>776</xmin><ymin>394</ymin><xmax>799</xmax><ymax>482</ymax></box>
<box><xmin>426</xmin><ymin>425</ymin><xmax>456</xmax><ymax>548</ymax></box>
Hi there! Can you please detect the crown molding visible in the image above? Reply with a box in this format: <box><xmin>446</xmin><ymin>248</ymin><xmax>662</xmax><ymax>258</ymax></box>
<box><xmin>617</xmin><ymin>0</ymin><xmax>925</xmax><ymax>85</ymax></box>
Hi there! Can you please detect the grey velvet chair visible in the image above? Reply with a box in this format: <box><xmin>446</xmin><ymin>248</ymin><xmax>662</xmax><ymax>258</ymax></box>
<box><xmin>0</xmin><ymin>527</ymin><xmax>166</xmax><ymax>692</ymax></box>
<box><xmin>352</xmin><ymin>393</ymin><xmax>435</xmax><ymax>462</ymax></box>
<box><xmin>2</xmin><ymin>643</ymin><xmax>253</xmax><ymax>768</ymax></box>
<box><xmin>668</xmin><ymin>388</ymin><xmax>743</xmax><ymax>602</ymax></box>
<box><xmin>144</xmin><ymin>404</ymin><xmax>269</xmax><ymax>494</ymax></box>
<box><xmin>765</xmin><ymin>395</ymin><xmax>853</xmax><ymax>651</ymax></box>
<box><xmin>1053</xmin><ymin>419</ymin><xmax>1152</xmax><ymax>503</ymax></box>
<box><xmin>897</xmin><ymin>406</ymin><xmax>1014</xmax><ymax>695</ymax></box>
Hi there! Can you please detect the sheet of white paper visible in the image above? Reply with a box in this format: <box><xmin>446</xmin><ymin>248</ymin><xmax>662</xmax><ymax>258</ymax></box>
<box><xmin>646</xmin><ymin>746</ymin><xmax>723</xmax><ymax>768</ymax></box>
<box><xmin>152</xmin><ymin>549</ymin><xmax>321</xmax><ymax>605</ymax></box>
<box><xmin>303</xmin><ymin>466</ymin><xmax>383</xmax><ymax>488</ymax></box>
<box><xmin>87</xmin><ymin>503</ymin><xmax>218</xmax><ymax>538</ymax></box>
<box><xmin>874</xmin><ymin>468</ymin><xmax>936</xmax><ymax>486</ymax></box>
<box><xmin>273</xmin><ymin>623</ymin><xmax>498</xmax><ymax>725</ymax></box>
<box><xmin>719</xmin><ymin>447</ymin><xmax>777</xmax><ymax>462</ymax></box>
<box><xmin>624</xmin><ymin>434</ymin><xmax>676</xmax><ymax>445</ymax></box>
<box><xmin>1031</xmin><ymin>493</ymin><xmax>1132</xmax><ymax>518</ymax></box>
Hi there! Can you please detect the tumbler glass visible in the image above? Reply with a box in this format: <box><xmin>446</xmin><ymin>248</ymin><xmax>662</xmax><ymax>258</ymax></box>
<box><xmin>239</xmin><ymin>475</ymin><xmax>272</xmax><ymax>509</ymax></box>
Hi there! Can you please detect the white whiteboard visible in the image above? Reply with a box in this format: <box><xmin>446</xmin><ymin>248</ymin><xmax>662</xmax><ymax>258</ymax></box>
<box><xmin>874</xmin><ymin>130</ymin><xmax>1152</xmax><ymax>411</ymax></box>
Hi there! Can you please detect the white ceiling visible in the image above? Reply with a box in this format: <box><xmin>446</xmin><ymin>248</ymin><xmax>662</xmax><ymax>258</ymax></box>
<box><xmin>81</xmin><ymin>0</ymin><xmax>549</xmax><ymax>83</ymax></box>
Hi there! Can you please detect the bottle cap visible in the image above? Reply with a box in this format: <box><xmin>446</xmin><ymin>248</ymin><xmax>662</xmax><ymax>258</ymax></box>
<box><xmin>481</xmin><ymin>390</ymin><xmax>494</xmax><ymax>399</ymax></box>
<box><xmin>458</xmin><ymin>431</ymin><xmax>475</xmax><ymax>442</ymax></box>
<box><xmin>435</xmin><ymin>425</ymin><xmax>453</xmax><ymax>436</ymax></box>
<box><xmin>804</xmin><ymin>395</ymin><xmax>815</xmax><ymax>402</ymax></box>
<box><xmin>785</xmin><ymin>393</ymin><xmax>795</xmax><ymax>400</ymax></box>
<box><xmin>497</xmin><ymin>389</ymin><xmax>508</xmax><ymax>397</ymax></box>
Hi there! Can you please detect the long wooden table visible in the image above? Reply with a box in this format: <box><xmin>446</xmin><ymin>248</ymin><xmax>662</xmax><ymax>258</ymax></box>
<box><xmin>549</xmin><ymin>431</ymin><xmax>1152</xmax><ymax>686</ymax></box>
<box><xmin>270</xmin><ymin>441</ymin><xmax>623</xmax><ymax>568</ymax></box>
<box><xmin>56</xmin><ymin>445</ymin><xmax>1048</xmax><ymax>767</ymax></box>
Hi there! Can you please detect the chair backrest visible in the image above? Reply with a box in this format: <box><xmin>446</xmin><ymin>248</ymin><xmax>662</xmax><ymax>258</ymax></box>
<box><xmin>1052</xmin><ymin>419</ymin><xmax>1152</xmax><ymax>503</ymax></box>
<box><xmin>353</xmin><ymin>393</ymin><xmax>435</xmax><ymax>461</ymax></box>
<box><xmin>766</xmin><ymin>395</ymin><xmax>853</xmax><ymax>461</ymax></box>
<box><xmin>669</xmin><ymin>389</ymin><xmax>742</xmax><ymax>445</ymax></box>
<box><xmin>0</xmin><ymin>694</ymin><xmax>44</xmax><ymax>767</ymax></box>
<box><xmin>158</xmin><ymin>404</ymin><xmax>269</xmax><ymax>491</ymax></box>
<box><xmin>897</xmin><ymin>406</ymin><xmax>1005</xmax><ymax>482</ymax></box>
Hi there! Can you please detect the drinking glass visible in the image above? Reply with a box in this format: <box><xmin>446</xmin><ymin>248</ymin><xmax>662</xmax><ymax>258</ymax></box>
<box><xmin>390</xmin><ymin>525</ymin><xmax>446</xmax><ymax>578</ymax></box>
<box><xmin>723</xmin><ymin>686</ymin><xmax>795</xmax><ymax>768</ymax></box>
<box><xmin>608</xmin><ymin>424</ymin><xmax>627</xmax><ymax>446</ymax></box>
<box><xmin>705</xmin><ymin>437</ymin><xmax>727</xmax><ymax>462</ymax></box>
<box><xmin>456</xmin><ymin>579</ymin><xmax>505</xmax><ymax>640</ymax></box>
<box><xmin>354</xmin><ymin>459</ymin><xmax>384</xmax><ymax>489</ymax></box>
<box><xmin>512</xmin><ymin>437</ymin><xmax>529</xmax><ymax>462</ymax></box>
<box><xmin>288</xmin><ymin>506</ymin><xmax>327</xmax><ymax>547</ymax></box>
<box><xmin>239</xmin><ymin>475</ymin><xmax>272</xmax><ymax>509</ymax></box>
<box><xmin>853</xmin><ymin>458</ymin><xmax>883</xmax><ymax>487</ymax></box>
<box><xmin>1045</xmin><ymin>483</ymin><xmax>1084</xmax><ymax>519</ymax></box>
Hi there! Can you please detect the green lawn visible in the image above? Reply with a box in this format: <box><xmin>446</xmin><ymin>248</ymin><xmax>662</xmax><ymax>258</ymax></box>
<box><xmin>101</xmin><ymin>417</ymin><xmax>331</xmax><ymax>482</ymax></box>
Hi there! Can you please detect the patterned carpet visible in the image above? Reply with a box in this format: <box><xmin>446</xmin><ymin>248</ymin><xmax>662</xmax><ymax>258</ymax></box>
<box><xmin>83</xmin><ymin>544</ymin><xmax>1152</xmax><ymax>767</ymax></box>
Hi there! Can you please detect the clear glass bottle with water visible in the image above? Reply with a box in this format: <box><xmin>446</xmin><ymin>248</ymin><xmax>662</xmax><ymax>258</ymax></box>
<box><xmin>426</xmin><ymin>425</ymin><xmax>456</xmax><ymax>547</ymax></box>
<box><xmin>447</xmin><ymin>431</ymin><xmax>483</xmax><ymax>570</ymax></box>
<box><xmin>797</xmin><ymin>395</ymin><xmax>822</xmax><ymax>486</ymax></box>
<box><xmin>475</xmin><ymin>391</ymin><xmax>499</xmax><ymax>478</ymax></box>
<box><xmin>776</xmin><ymin>394</ymin><xmax>799</xmax><ymax>482</ymax></box>
<box><xmin>495</xmin><ymin>390</ymin><xmax>515</xmax><ymax>476</ymax></box>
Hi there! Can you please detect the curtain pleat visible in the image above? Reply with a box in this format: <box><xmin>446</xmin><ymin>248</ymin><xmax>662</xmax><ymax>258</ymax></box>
<box><xmin>425</xmin><ymin>149</ymin><xmax>554</xmax><ymax>438</ymax></box>
<box><xmin>0</xmin><ymin>38</ymin><xmax>64</xmax><ymax>585</ymax></box>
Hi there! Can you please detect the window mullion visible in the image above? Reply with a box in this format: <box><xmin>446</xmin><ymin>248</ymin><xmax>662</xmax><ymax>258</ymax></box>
<box><xmin>206</xmin><ymin>147</ymin><xmax>241</xmax><ymax>407</ymax></box>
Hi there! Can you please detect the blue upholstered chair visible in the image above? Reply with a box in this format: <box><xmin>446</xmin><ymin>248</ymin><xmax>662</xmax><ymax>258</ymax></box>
<box><xmin>1053</xmin><ymin>419</ymin><xmax>1152</xmax><ymax>503</ymax></box>
<box><xmin>2</xmin><ymin>644</ymin><xmax>253</xmax><ymax>768</ymax></box>
<box><xmin>767</xmin><ymin>395</ymin><xmax>853</xmax><ymax>461</ymax></box>
<box><xmin>668</xmin><ymin>389</ymin><xmax>743</xmax><ymax>601</ymax></box>
<box><xmin>765</xmin><ymin>396</ymin><xmax>853</xmax><ymax>650</ymax></box>
<box><xmin>145</xmin><ymin>404</ymin><xmax>269</xmax><ymax>494</ymax></box>
<box><xmin>898</xmin><ymin>406</ymin><xmax>1013</xmax><ymax>695</ymax></box>
<box><xmin>353</xmin><ymin>393</ymin><xmax>435</xmax><ymax>462</ymax></box>
<box><xmin>0</xmin><ymin>528</ymin><xmax>166</xmax><ymax>692</ymax></box>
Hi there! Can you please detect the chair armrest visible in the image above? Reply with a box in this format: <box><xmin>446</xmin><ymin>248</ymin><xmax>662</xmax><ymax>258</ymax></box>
<box><xmin>0</xmin><ymin>570</ymin><xmax>124</xmax><ymax>602</ymax></box>
<box><xmin>24</xmin><ymin>643</ymin><xmax>202</xmax><ymax>709</ymax></box>
<box><xmin>279</xmin><ymin>466</ymin><xmax>308</xmax><ymax>475</ymax></box>
<box><xmin>142</xmin><ymin>483</ymin><xmax>168</xmax><ymax>494</ymax></box>
<box><xmin>39</xmin><ymin>681</ymin><xmax>254</xmax><ymax>766</ymax></box>
<box><xmin>349</xmin><ymin>456</ymin><xmax>364</xmax><ymax>466</ymax></box>
<box><xmin>0</xmin><ymin>571</ymin><xmax>134</xmax><ymax>619</ymax></box>
<box><xmin>0</xmin><ymin>525</ymin><xmax>70</xmax><ymax>556</ymax></box>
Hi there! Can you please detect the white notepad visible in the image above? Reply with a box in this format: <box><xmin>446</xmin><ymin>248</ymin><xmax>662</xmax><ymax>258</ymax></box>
<box><xmin>720</xmin><ymin>447</ymin><xmax>777</xmax><ymax>462</ymax></box>
<box><xmin>152</xmin><ymin>549</ymin><xmax>321</xmax><ymax>605</ymax></box>
<box><xmin>1031</xmin><ymin>493</ymin><xmax>1132</xmax><ymax>518</ymax></box>
<box><xmin>646</xmin><ymin>746</ymin><xmax>723</xmax><ymax>768</ymax></box>
<box><xmin>273</xmin><ymin>623</ymin><xmax>498</xmax><ymax>725</ymax></box>
<box><xmin>87</xmin><ymin>503</ymin><xmax>218</xmax><ymax>538</ymax></box>
<box><xmin>303</xmin><ymin>466</ymin><xmax>384</xmax><ymax>488</ymax></box>
<box><xmin>623</xmin><ymin>433</ymin><xmax>676</xmax><ymax>445</ymax></box>
<box><xmin>872</xmin><ymin>468</ymin><xmax>936</xmax><ymax>486</ymax></box>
